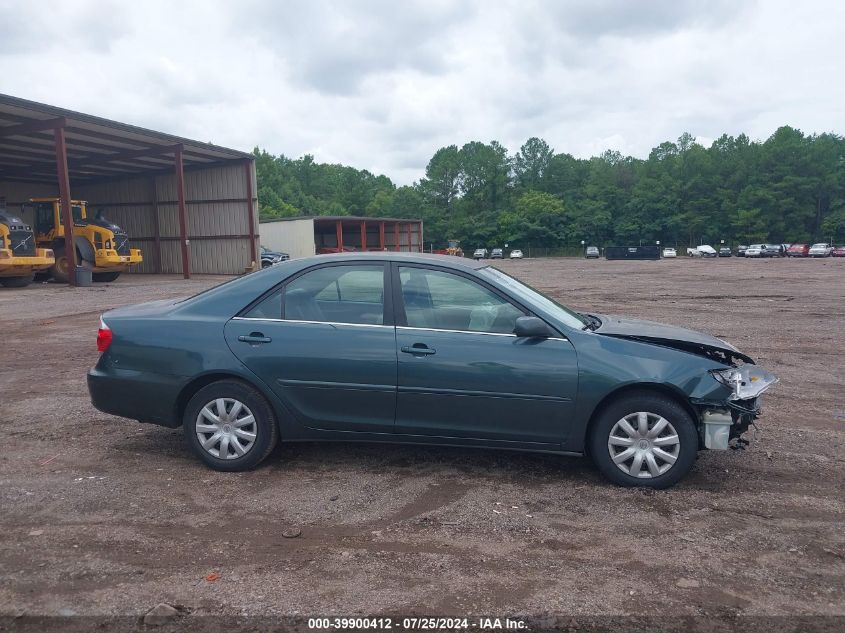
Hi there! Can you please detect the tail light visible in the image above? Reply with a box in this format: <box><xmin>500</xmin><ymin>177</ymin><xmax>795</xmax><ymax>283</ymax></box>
<box><xmin>97</xmin><ymin>317</ymin><xmax>113</xmax><ymax>352</ymax></box>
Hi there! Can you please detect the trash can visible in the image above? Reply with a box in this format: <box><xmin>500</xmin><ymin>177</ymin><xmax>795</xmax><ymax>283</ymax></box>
<box><xmin>75</xmin><ymin>266</ymin><xmax>93</xmax><ymax>287</ymax></box>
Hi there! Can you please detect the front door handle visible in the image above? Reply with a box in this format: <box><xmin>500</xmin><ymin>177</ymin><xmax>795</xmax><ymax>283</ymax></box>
<box><xmin>401</xmin><ymin>344</ymin><xmax>436</xmax><ymax>356</ymax></box>
<box><xmin>238</xmin><ymin>332</ymin><xmax>272</xmax><ymax>344</ymax></box>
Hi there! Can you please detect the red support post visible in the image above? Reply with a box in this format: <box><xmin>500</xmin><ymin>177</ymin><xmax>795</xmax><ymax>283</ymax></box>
<box><xmin>418</xmin><ymin>221</ymin><xmax>424</xmax><ymax>252</ymax></box>
<box><xmin>53</xmin><ymin>126</ymin><xmax>76</xmax><ymax>286</ymax></box>
<box><xmin>244</xmin><ymin>160</ymin><xmax>257</xmax><ymax>267</ymax></box>
<box><xmin>151</xmin><ymin>176</ymin><xmax>162</xmax><ymax>273</ymax></box>
<box><xmin>174</xmin><ymin>145</ymin><xmax>191</xmax><ymax>278</ymax></box>
<box><xmin>335</xmin><ymin>220</ymin><xmax>343</xmax><ymax>252</ymax></box>
<box><xmin>394</xmin><ymin>223</ymin><xmax>400</xmax><ymax>252</ymax></box>
<box><xmin>407</xmin><ymin>223</ymin><xmax>413</xmax><ymax>253</ymax></box>
<box><xmin>360</xmin><ymin>220</ymin><xmax>366</xmax><ymax>252</ymax></box>
<box><xmin>379</xmin><ymin>221</ymin><xmax>385</xmax><ymax>250</ymax></box>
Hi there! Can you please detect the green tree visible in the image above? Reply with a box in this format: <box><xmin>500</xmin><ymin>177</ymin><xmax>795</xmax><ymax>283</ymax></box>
<box><xmin>514</xmin><ymin>137</ymin><xmax>554</xmax><ymax>191</ymax></box>
<box><xmin>252</xmin><ymin>124</ymin><xmax>845</xmax><ymax>251</ymax></box>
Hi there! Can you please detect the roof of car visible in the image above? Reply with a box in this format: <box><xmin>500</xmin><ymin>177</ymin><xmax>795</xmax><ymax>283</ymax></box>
<box><xmin>301</xmin><ymin>251</ymin><xmax>488</xmax><ymax>270</ymax></box>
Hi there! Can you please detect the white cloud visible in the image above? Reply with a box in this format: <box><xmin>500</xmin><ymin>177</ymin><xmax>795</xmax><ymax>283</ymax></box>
<box><xmin>1</xmin><ymin>0</ymin><xmax>843</xmax><ymax>184</ymax></box>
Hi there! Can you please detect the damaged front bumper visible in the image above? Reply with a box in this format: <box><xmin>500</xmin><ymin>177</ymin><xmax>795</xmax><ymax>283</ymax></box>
<box><xmin>692</xmin><ymin>365</ymin><xmax>778</xmax><ymax>450</ymax></box>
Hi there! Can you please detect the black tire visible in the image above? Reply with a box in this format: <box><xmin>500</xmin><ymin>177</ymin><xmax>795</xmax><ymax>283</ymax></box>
<box><xmin>0</xmin><ymin>274</ymin><xmax>34</xmax><ymax>288</ymax></box>
<box><xmin>183</xmin><ymin>379</ymin><xmax>279</xmax><ymax>471</ymax></box>
<box><xmin>261</xmin><ymin>260</ymin><xmax>272</xmax><ymax>269</ymax></box>
<box><xmin>92</xmin><ymin>271</ymin><xmax>121</xmax><ymax>282</ymax></box>
<box><xmin>50</xmin><ymin>245</ymin><xmax>69</xmax><ymax>283</ymax></box>
<box><xmin>588</xmin><ymin>392</ymin><xmax>698</xmax><ymax>489</ymax></box>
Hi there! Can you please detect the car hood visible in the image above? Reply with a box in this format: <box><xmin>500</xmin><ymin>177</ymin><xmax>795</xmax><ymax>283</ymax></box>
<box><xmin>591</xmin><ymin>313</ymin><xmax>754</xmax><ymax>364</ymax></box>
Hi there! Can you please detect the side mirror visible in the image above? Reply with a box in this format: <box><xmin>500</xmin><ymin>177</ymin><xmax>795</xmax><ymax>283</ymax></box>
<box><xmin>514</xmin><ymin>316</ymin><xmax>554</xmax><ymax>338</ymax></box>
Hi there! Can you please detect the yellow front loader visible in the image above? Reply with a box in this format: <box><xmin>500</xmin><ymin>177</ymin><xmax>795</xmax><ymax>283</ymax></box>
<box><xmin>28</xmin><ymin>198</ymin><xmax>142</xmax><ymax>282</ymax></box>
<box><xmin>446</xmin><ymin>239</ymin><xmax>464</xmax><ymax>257</ymax></box>
<box><xmin>0</xmin><ymin>209</ymin><xmax>54</xmax><ymax>288</ymax></box>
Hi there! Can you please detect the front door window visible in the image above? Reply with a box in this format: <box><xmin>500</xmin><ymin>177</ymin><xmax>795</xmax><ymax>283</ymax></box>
<box><xmin>398</xmin><ymin>267</ymin><xmax>523</xmax><ymax>334</ymax></box>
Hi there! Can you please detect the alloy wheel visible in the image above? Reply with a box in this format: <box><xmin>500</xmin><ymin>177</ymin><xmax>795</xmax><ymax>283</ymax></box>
<box><xmin>607</xmin><ymin>411</ymin><xmax>680</xmax><ymax>478</ymax></box>
<box><xmin>195</xmin><ymin>398</ymin><xmax>257</xmax><ymax>460</ymax></box>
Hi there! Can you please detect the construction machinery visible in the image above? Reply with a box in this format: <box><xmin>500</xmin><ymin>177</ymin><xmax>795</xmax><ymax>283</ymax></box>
<box><xmin>27</xmin><ymin>197</ymin><xmax>142</xmax><ymax>282</ymax></box>
<box><xmin>434</xmin><ymin>239</ymin><xmax>464</xmax><ymax>257</ymax></box>
<box><xmin>446</xmin><ymin>239</ymin><xmax>464</xmax><ymax>257</ymax></box>
<box><xmin>0</xmin><ymin>205</ymin><xmax>55</xmax><ymax>288</ymax></box>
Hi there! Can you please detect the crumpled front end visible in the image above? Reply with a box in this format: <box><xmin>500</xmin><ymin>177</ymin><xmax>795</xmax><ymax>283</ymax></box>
<box><xmin>691</xmin><ymin>364</ymin><xmax>779</xmax><ymax>450</ymax></box>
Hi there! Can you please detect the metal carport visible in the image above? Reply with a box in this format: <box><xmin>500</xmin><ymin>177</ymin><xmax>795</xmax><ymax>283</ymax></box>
<box><xmin>0</xmin><ymin>93</ymin><xmax>258</xmax><ymax>285</ymax></box>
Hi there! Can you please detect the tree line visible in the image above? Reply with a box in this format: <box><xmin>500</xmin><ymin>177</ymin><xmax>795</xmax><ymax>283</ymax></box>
<box><xmin>254</xmin><ymin>126</ymin><xmax>845</xmax><ymax>249</ymax></box>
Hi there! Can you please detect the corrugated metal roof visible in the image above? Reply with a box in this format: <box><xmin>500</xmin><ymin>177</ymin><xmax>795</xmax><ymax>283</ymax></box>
<box><xmin>0</xmin><ymin>93</ymin><xmax>252</xmax><ymax>185</ymax></box>
<box><xmin>260</xmin><ymin>215</ymin><xmax>421</xmax><ymax>224</ymax></box>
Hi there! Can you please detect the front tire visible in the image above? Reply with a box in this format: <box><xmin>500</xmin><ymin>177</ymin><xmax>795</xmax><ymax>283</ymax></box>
<box><xmin>50</xmin><ymin>245</ymin><xmax>70</xmax><ymax>283</ymax></box>
<box><xmin>92</xmin><ymin>271</ymin><xmax>121</xmax><ymax>282</ymax></box>
<box><xmin>0</xmin><ymin>275</ymin><xmax>34</xmax><ymax>288</ymax></box>
<box><xmin>589</xmin><ymin>392</ymin><xmax>698</xmax><ymax>489</ymax></box>
<box><xmin>183</xmin><ymin>380</ymin><xmax>278</xmax><ymax>471</ymax></box>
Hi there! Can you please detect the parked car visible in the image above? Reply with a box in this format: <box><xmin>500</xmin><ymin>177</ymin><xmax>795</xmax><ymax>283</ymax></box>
<box><xmin>260</xmin><ymin>245</ymin><xmax>290</xmax><ymax>268</ymax></box>
<box><xmin>832</xmin><ymin>246</ymin><xmax>845</xmax><ymax>257</ymax></box>
<box><xmin>88</xmin><ymin>252</ymin><xmax>777</xmax><ymax>489</ymax></box>
<box><xmin>736</xmin><ymin>245</ymin><xmax>748</xmax><ymax>257</ymax></box>
<box><xmin>787</xmin><ymin>244</ymin><xmax>810</xmax><ymax>257</ymax></box>
<box><xmin>696</xmin><ymin>245</ymin><xmax>718</xmax><ymax>257</ymax></box>
<box><xmin>473</xmin><ymin>248</ymin><xmax>488</xmax><ymax>260</ymax></box>
<box><xmin>718</xmin><ymin>247</ymin><xmax>732</xmax><ymax>257</ymax></box>
<box><xmin>744</xmin><ymin>244</ymin><xmax>764</xmax><ymax>258</ymax></box>
<box><xmin>509</xmin><ymin>249</ymin><xmax>524</xmax><ymax>259</ymax></box>
<box><xmin>809</xmin><ymin>243</ymin><xmax>833</xmax><ymax>257</ymax></box>
<box><xmin>662</xmin><ymin>248</ymin><xmax>677</xmax><ymax>258</ymax></box>
<box><xmin>763</xmin><ymin>244</ymin><xmax>786</xmax><ymax>258</ymax></box>
<box><xmin>490</xmin><ymin>248</ymin><xmax>504</xmax><ymax>259</ymax></box>
<box><xmin>585</xmin><ymin>246</ymin><xmax>600</xmax><ymax>259</ymax></box>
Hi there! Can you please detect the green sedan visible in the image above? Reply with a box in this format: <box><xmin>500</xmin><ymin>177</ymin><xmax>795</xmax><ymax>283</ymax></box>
<box><xmin>88</xmin><ymin>253</ymin><xmax>776</xmax><ymax>488</ymax></box>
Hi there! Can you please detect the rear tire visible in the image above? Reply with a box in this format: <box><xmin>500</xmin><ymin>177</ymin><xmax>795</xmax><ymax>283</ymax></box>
<box><xmin>0</xmin><ymin>275</ymin><xmax>34</xmax><ymax>288</ymax></box>
<box><xmin>92</xmin><ymin>271</ymin><xmax>121</xmax><ymax>282</ymax></box>
<box><xmin>183</xmin><ymin>380</ymin><xmax>279</xmax><ymax>471</ymax></box>
<box><xmin>589</xmin><ymin>392</ymin><xmax>698</xmax><ymax>489</ymax></box>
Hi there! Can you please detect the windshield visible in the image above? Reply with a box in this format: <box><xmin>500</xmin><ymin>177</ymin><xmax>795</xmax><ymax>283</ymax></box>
<box><xmin>479</xmin><ymin>266</ymin><xmax>589</xmax><ymax>329</ymax></box>
<box><xmin>811</xmin><ymin>243</ymin><xmax>828</xmax><ymax>248</ymax></box>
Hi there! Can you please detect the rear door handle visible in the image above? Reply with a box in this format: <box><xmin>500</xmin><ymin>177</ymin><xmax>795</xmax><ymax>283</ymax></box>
<box><xmin>238</xmin><ymin>332</ymin><xmax>272</xmax><ymax>344</ymax></box>
<box><xmin>401</xmin><ymin>344</ymin><xmax>436</xmax><ymax>356</ymax></box>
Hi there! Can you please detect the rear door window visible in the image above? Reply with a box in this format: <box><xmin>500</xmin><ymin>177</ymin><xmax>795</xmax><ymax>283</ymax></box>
<box><xmin>284</xmin><ymin>265</ymin><xmax>385</xmax><ymax>325</ymax></box>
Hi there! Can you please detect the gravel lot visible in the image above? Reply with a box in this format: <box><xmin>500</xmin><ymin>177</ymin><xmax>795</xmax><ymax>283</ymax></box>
<box><xmin>1</xmin><ymin>258</ymin><xmax>843</xmax><ymax>625</ymax></box>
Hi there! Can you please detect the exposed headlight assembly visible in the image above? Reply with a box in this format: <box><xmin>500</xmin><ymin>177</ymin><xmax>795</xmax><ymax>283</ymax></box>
<box><xmin>710</xmin><ymin>365</ymin><xmax>778</xmax><ymax>400</ymax></box>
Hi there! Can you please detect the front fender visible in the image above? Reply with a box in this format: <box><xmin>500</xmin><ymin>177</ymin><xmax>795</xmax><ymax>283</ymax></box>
<box><xmin>75</xmin><ymin>235</ymin><xmax>95</xmax><ymax>263</ymax></box>
<box><xmin>563</xmin><ymin>329</ymin><xmax>731</xmax><ymax>451</ymax></box>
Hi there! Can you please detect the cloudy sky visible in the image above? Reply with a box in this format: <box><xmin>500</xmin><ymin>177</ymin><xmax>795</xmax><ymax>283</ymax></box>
<box><xmin>1</xmin><ymin>0</ymin><xmax>843</xmax><ymax>183</ymax></box>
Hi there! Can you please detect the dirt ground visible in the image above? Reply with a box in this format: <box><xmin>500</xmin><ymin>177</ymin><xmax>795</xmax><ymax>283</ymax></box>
<box><xmin>1</xmin><ymin>258</ymin><xmax>844</xmax><ymax>625</ymax></box>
